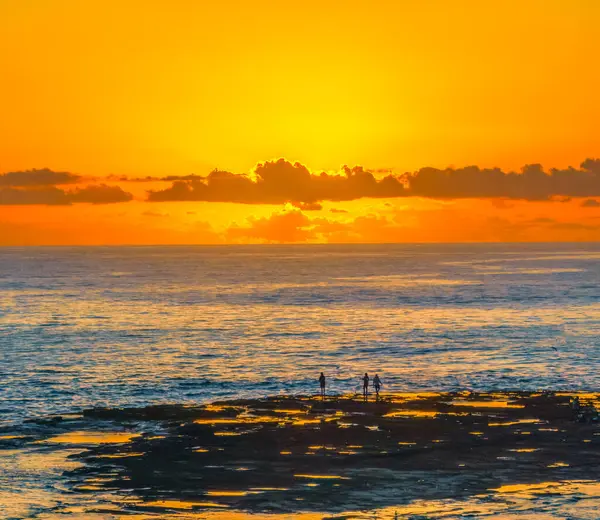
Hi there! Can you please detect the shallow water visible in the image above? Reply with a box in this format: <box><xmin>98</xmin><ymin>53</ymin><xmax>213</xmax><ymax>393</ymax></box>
<box><xmin>2</xmin><ymin>243</ymin><xmax>600</xmax><ymax>518</ymax></box>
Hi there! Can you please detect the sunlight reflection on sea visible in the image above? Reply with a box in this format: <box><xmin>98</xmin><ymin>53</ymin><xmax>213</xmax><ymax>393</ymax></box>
<box><xmin>1</xmin><ymin>243</ymin><xmax>600</xmax><ymax>424</ymax></box>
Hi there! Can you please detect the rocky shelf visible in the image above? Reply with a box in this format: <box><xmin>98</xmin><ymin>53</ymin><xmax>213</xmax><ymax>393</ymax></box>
<box><xmin>16</xmin><ymin>391</ymin><xmax>600</xmax><ymax>515</ymax></box>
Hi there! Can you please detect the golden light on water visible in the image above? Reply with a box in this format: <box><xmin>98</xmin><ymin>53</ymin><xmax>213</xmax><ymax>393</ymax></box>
<box><xmin>41</xmin><ymin>432</ymin><xmax>140</xmax><ymax>445</ymax></box>
<box><xmin>143</xmin><ymin>500</ymin><xmax>229</xmax><ymax>509</ymax></box>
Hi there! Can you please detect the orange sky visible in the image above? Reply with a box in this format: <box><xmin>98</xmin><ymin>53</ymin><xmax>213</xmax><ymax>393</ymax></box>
<box><xmin>1</xmin><ymin>0</ymin><xmax>599</xmax><ymax>245</ymax></box>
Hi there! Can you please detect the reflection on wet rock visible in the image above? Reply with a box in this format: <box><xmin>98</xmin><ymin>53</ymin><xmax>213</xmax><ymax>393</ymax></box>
<box><xmin>45</xmin><ymin>391</ymin><xmax>600</xmax><ymax>515</ymax></box>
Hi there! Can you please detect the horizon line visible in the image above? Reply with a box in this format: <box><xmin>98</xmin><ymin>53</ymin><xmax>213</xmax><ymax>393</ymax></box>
<box><xmin>2</xmin><ymin>241</ymin><xmax>600</xmax><ymax>248</ymax></box>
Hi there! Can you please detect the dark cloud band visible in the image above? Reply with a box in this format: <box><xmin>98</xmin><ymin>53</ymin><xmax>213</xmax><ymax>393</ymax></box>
<box><xmin>147</xmin><ymin>159</ymin><xmax>406</xmax><ymax>204</ymax></box>
<box><xmin>0</xmin><ymin>168</ymin><xmax>81</xmax><ymax>187</ymax></box>
<box><xmin>5</xmin><ymin>158</ymin><xmax>600</xmax><ymax>206</ymax></box>
<box><xmin>147</xmin><ymin>158</ymin><xmax>600</xmax><ymax>204</ymax></box>
<box><xmin>0</xmin><ymin>184</ymin><xmax>133</xmax><ymax>205</ymax></box>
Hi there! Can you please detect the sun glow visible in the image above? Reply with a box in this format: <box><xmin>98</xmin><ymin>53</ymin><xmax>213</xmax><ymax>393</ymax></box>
<box><xmin>0</xmin><ymin>1</ymin><xmax>598</xmax><ymax>244</ymax></box>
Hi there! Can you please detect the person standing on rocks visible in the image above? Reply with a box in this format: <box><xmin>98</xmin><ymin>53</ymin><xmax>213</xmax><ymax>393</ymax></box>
<box><xmin>373</xmin><ymin>373</ymin><xmax>382</xmax><ymax>399</ymax></box>
<box><xmin>362</xmin><ymin>373</ymin><xmax>369</xmax><ymax>399</ymax></box>
<box><xmin>319</xmin><ymin>372</ymin><xmax>326</xmax><ymax>398</ymax></box>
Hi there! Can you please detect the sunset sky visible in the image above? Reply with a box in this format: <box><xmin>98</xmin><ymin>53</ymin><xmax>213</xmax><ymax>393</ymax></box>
<box><xmin>1</xmin><ymin>0</ymin><xmax>599</xmax><ymax>244</ymax></box>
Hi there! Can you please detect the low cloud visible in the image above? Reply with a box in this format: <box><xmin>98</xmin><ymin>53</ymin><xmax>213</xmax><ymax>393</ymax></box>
<box><xmin>330</xmin><ymin>208</ymin><xmax>348</xmax><ymax>214</ymax></box>
<box><xmin>68</xmin><ymin>184</ymin><xmax>133</xmax><ymax>204</ymax></box>
<box><xmin>490</xmin><ymin>199</ymin><xmax>515</xmax><ymax>209</ymax></box>
<box><xmin>147</xmin><ymin>157</ymin><xmax>600</xmax><ymax>204</ymax></box>
<box><xmin>226</xmin><ymin>210</ymin><xmax>314</xmax><ymax>243</ymax></box>
<box><xmin>290</xmin><ymin>201</ymin><xmax>322</xmax><ymax>211</ymax></box>
<box><xmin>549</xmin><ymin>221</ymin><xmax>598</xmax><ymax>231</ymax></box>
<box><xmin>0</xmin><ymin>217</ymin><xmax>222</xmax><ymax>246</ymax></box>
<box><xmin>143</xmin><ymin>210</ymin><xmax>170</xmax><ymax>217</ymax></box>
<box><xmin>223</xmin><ymin>206</ymin><xmax>600</xmax><ymax>244</ymax></box>
<box><xmin>522</xmin><ymin>217</ymin><xmax>600</xmax><ymax>232</ymax></box>
<box><xmin>0</xmin><ymin>187</ymin><xmax>69</xmax><ymax>205</ymax></box>
<box><xmin>311</xmin><ymin>214</ymin><xmax>407</xmax><ymax>243</ymax></box>
<box><xmin>110</xmin><ymin>174</ymin><xmax>205</xmax><ymax>182</ymax></box>
<box><xmin>581</xmin><ymin>199</ymin><xmax>600</xmax><ymax>208</ymax></box>
<box><xmin>0</xmin><ymin>184</ymin><xmax>133</xmax><ymax>205</ymax></box>
<box><xmin>0</xmin><ymin>168</ymin><xmax>81</xmax><ymax>187</ymax></box>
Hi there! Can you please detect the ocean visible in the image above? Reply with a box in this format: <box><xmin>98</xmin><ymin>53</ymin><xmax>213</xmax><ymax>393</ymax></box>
<box><xmin>1</xmin><ymin>243</ymin><xmax>600</xmax><ymax>424</ymax></box>
<box><xmin>2</xmin><ymin>243</ymin><xmax>600</xmax><ymax>519</ymax></box>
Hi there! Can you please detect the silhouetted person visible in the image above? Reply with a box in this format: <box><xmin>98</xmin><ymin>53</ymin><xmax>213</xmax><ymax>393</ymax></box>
<box><xmin>373</xmin><ymin>373</ymin><xmax>382</xmax><ymax>399</ymax></box>
<box><xmin>319</xmin><ymin>372</ymin><xmax>326</xmax><ymax>398</ymax></box>
<box><xmin>362</xmin><ymin>373</ymin><xmax>369</xmax><ymax>399</ymax></box>
<box><xmin>571</xmin><ymin>396</ymin><xmax>582</xmax><ymax>421</ymax></box>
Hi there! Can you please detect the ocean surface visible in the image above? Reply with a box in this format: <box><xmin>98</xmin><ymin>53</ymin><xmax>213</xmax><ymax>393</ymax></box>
<box><xmin>2</xmin><ymin>243</ymin><xmax>600</xmax><ymax>519</ymax></box>
<box><xmin>2</xmin><ymin>243</ymin><xmax>600</xmax><ymax>424</ymax></box>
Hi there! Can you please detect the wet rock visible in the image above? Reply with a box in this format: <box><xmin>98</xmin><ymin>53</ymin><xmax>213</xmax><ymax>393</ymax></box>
<box><xmin>52</xmin><ymin>392</ymin><xmax>600</xmax><ymax>514</ymax></box>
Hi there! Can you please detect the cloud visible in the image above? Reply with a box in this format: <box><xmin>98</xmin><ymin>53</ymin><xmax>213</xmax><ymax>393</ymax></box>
<box><xmin>290</xmin><ymin>201</ymin><xmax>322</xmax><ymax>211</ymax></box>
<box><xmin>490</xmin><ymin>199</ymin><xmax>515</xmax><ymax>209</ymax></box>
<box><xmin>581</xmin><ymin>199</ymin><xmax>600</xmax><ymax>208</ymax></box>
<box><xmin>148</xmin><ymin>159</ymin><xmax>406</xmax><ymax>204</ymax></box>
<box><xmin>527</xmin><ymin>217</ymin><xmax>555</xmax><ymax>225</ymax></box>
<box><xmin>143</xmin><ymin>210</ymin><xmax>170</xmax><ymax>217</ymax></box>
<box><xmin>311</xmin><ymin>214</ymin><xmax>407</xmax><ymax>243</ymax></box>
<box><xmin>110</xmin><ymin>174</ymin><xmax>205</xmax><ymax>182</ymax></box>
<box><xmin>235</xmin><ymin>208</ymin><xmax>557</xmax><ymax>244</ymax></box>
<box><xmin>330</xmin><ymin>208</ymin><xmax>348</xmax><ymax>213</ymax></box>
<box><xmin>0</xmin><ymin>184</ymin><xmax>133</xmax><ymax>205</ymax></box>
<box><xmin>9</xmin><ymin>157</ymin><xmax>600</xmax><ymax>211</ymax></box>
<box><xmin>549</xmin><ymin>221</ymin><xmax>598</xmax><ymax>231</ymax></box>
<box><xmin>403</xmin><ymin>160</ymin><xmax>600</xmax><ymax>200</ymax></box>
<box><xmin>0</xmin><ymin>168</ymin><xmax>81</xmax><ymax>186</ymax></box>
<box><xmin>0</xmin><ymin>187</ymin><xmax>70</xmax><ymax>205</ymax></box>
<box><xmin>0</xmin><ymin>216</ymin><xmax>223</xmax><ymax>246</ymax></box>
<box><xmin>522</xmin><ymin>217</ymin><xmax>600</xmax><ymax>232</ymax></box>
<box><xmin>226</xmin><ymin>210</ymin><xmax>315</xmax><ymax>243</ymax></box>
<box><xmin>68</xmin><ymin>184</ymin><xmax>133</xmax><ymax>204</ymax></box>
<box><xmin>147</xmin><ymin>157</ymin><xmax>600</xmax><ymax>204</ymax></box>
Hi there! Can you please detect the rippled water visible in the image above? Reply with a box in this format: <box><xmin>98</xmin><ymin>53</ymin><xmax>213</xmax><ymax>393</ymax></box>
<box><xmin>1</xmin><ymin>243</ymin><xmax>600</xmax><ymax>425</ymax></box>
